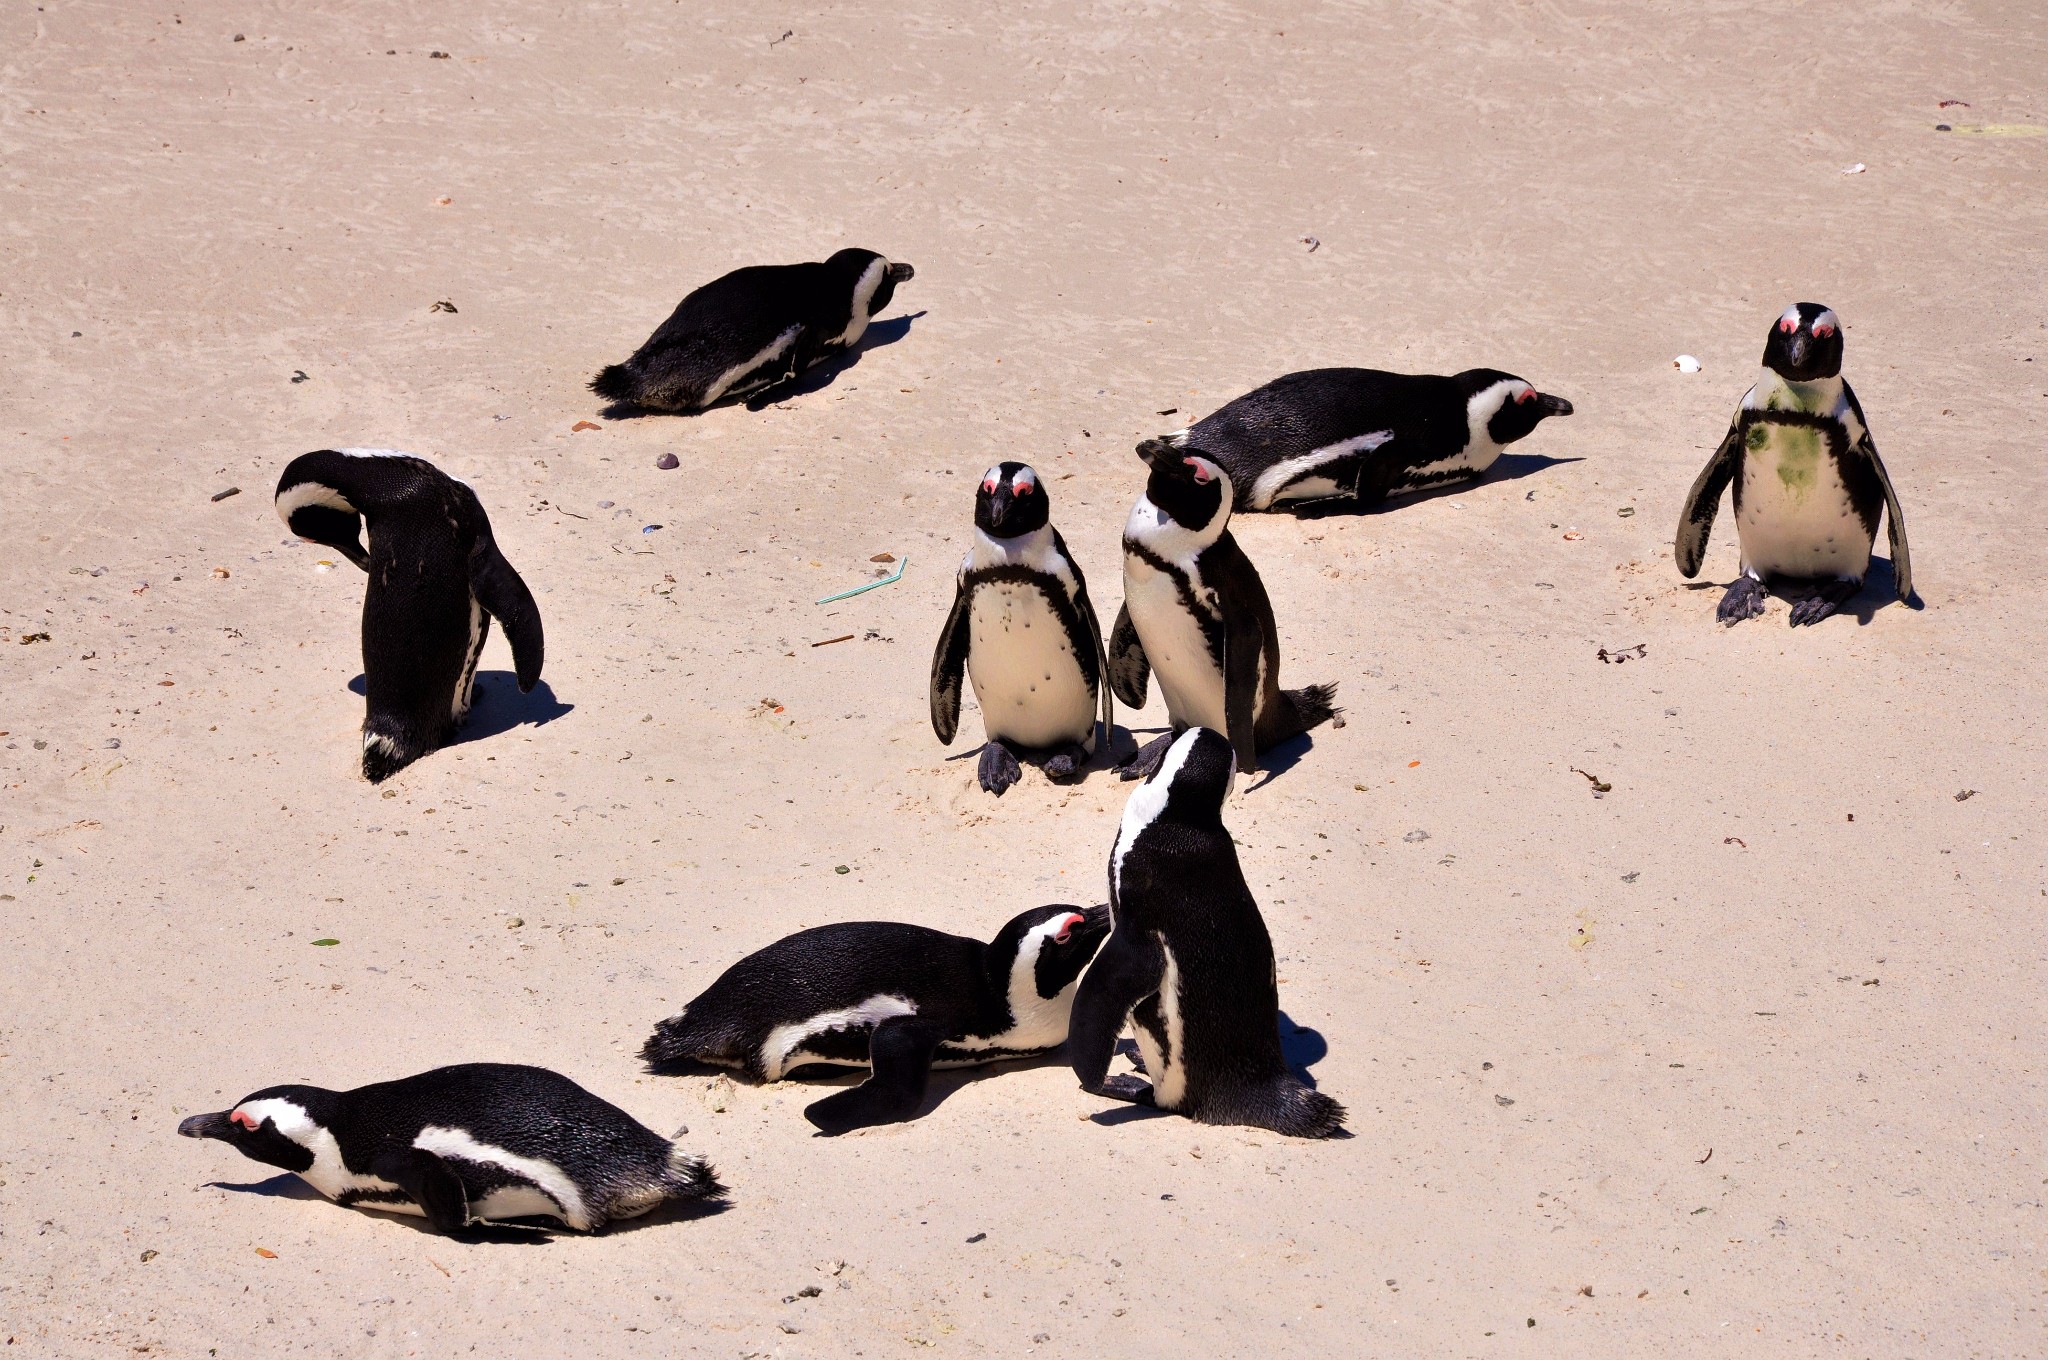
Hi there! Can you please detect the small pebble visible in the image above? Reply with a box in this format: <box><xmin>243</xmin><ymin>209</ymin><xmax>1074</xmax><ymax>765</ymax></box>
<box><xmin>597</xmin><ymin>500</ymin><xmax>614</xmax><ymax>509</ymax></box>
<box><xmin>1403</xmin><ymin>829</ymin><xmax>1430</xmax><ymax>843</ymax></box>
<box><xmin>1495</xmin><ymin>1094</ymin><xmax>1515</xmax><ymax>1106</ymax></box>
<box><xmin>104</xmin><ymin>738</ymin><xmax>121</xmax><ymax>749</ymax></box>
<box><xmin>965</xmin><ymin>1232</ymin><xmax>987</xmax><ymax>1244</ymax></box>
<box><xmin>655</xmin><ymin>453</ymin><xmax>679</xmax><ymax>470</ymax></box>
<box><xmin>211</xmin><ymin>487</ymin><xmax>241</xmax><ymax>502</ymax></box>
<box><xmin>506</xmin><ymin>918</ymin><xmax>523</xmax><ymax>929</ymax></box>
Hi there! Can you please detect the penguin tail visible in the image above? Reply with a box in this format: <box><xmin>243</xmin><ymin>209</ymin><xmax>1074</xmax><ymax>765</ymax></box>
<box><xmin>639</xmin><ymin>1013</ymin><xmax>700</xmax><ymax>1073</ymax></box>
<box><xmin>588</xmin><ymin>362</ymin><xmax>639</xmax><ymax>403</ymax></box>
<box><xmin>663</xmin><ymin>1148</ymin><xmax>728</xmax><ymax>1204</ymax></box>
<box><xmin>1270</xmin><ymin>683</ymin><xmax>1341</xmax><ymax>744</ymax></box>
<box><xmin>361</xmin><ymin>724</ymin><xmax>429</xmax><ymax>784</ymax></box>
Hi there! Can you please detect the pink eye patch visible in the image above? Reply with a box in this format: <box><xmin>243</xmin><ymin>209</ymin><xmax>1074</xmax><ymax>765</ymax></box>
<box><xmin>230</xmin><ymin>1110</ymin><xmax>260</xmax><ymax>1131</ymax></box>
<box><xmin>1053</xmin><ymin>913</ymin><xmax>1085</xmax><ymax>944</ymax></box>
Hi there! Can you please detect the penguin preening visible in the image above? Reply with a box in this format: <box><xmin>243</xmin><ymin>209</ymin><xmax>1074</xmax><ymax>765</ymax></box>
<box><xmin>275</xmin><ymin>449</ymin><xmax>543</xmax><ymax>782</ymax></box>
<box><xmin>178</xmin><ymin>1063</ymin><xmax>723</xmax><ymax>1234</ymax></box>
<box><xmin>589</xmin><ymin>249</ymin><xmax>914</xmax><ymax>413</ymax></box>
<box><xmin>1161</xmin><ymin>366</ymin><xmax>1574</xmax><ymax>511</ymax></box>
<box><xmin>1109</xmin><ymin>440</ymin><xmax>1338</xmax><ymax>780</ymax></box>
<box><xmin>930</xmin><ymin>462</ymin><xmax>1113</xmax><ymax>795</ymax></box>
<box><xmin>1676</xmin><ymin>303</ymin><xmax>1912</xmax><ymax>626</ymax></box>
<box><xmin>641</xmin><ymin>904</ymin><xmax>1112</xmax><ymax>1135</ymax></box>
<box><xmin>1068</xmin><ymin>727</ymin><xmax>1345</xmax><ymax>1139</ymax></box>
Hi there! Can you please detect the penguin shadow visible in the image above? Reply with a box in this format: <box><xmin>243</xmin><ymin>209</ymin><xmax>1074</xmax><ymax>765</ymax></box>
<box><xmin>594</xmin><ymin>311</ymin><xmax>924</xmax><ymax>420</ymax></box>
<box><xmin>345</xmin><ymin>671</ymin><xmax>573</xmax><ymax>743</ymax></box>
<box><xmin>788</xmin><ymin>1048</ymin><xmax>1073</xmax><ymax>1134</ymax></box>
<box><xmin>1243</xmin><ymin>732</ymin><xmax>1318</xmax><ymax>792</ymax></box>
<box><xmin>1286</xmin><ymin>453</ymin><xmax>1585</xmax><ymax>519</ymax></box>
<box><xmin>204</xmin><ymin>1174</ymin><xmax>726</xmax><ymax>1242</ymax></box>
<box><xmin>1084</xmin><ymin>1015</ymin><xmax>1344</xmax><ymax>1132</ymax></box>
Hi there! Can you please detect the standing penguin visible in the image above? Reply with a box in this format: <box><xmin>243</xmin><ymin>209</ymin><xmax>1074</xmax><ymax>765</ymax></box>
<box><xmin>930</xmin><ymin>463</ymin><xmax>1113</xmax><ymax>795</ymax></box>
<box><xmin>1160</xmin><ymin>366</ymin><xmax>1574</xmax><ymax>512</ymax></box>
<box><xmin>275</xmin><ymin>448</ymin><xmax>543</xmax><ymax>782</ymax></box>
<box><xmin>1676</xmin><ymin>303</ymin><xmax>1912</xmax><ymax>626</ymax></box>
<box><xmin>177</xmin><ymin>1063</ymin><xmax>724</xmax><ymax>1234</ymax></box>
<box><xmin>641</xmin><ymin>904</ymin><xmax>1112</xmax><ymax>1135</ymax></box>
<box><xmin>1069</xmin><ymin>727</ymin><xmax>1344</xmax><ymax>1138</ymax></box>
<box><xmin>1108</xmin><ymin>441</ymin><xmax>1338</xmax><ymax>780</ymax></box>
<box><xmin>589</xmin><ymin>249</ymin><xmax>914</xmax><ymax>412</ymax></box>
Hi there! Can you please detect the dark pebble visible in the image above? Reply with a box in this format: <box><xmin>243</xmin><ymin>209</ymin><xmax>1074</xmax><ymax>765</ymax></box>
<box><xmin>655</xmin><ymin>453</ymin><xmax>679</xmax><ymax>470</ymax></box>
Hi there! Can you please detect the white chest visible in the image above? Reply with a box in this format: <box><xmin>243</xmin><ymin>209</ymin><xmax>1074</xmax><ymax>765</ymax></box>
<box><xmin>1123</xmin><ymin>557</ymin><xmax>1225</xmax><ymax>731</ymax></box>
<box><xmin>1736</xmin><ymin>422</ymin><xmax>1871</xmax><ymax>581</ymax></box>
<box><xmin>965</xmin><ymin>582</ymin><xmax>1095</xmax><ymax>747</ymax></box>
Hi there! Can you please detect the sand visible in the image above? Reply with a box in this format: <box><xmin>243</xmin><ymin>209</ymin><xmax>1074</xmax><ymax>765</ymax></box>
<box><xmin>2</xmin><ymin>1</ymin><xmax>2044</xmax><ymax>1354</ymax></box>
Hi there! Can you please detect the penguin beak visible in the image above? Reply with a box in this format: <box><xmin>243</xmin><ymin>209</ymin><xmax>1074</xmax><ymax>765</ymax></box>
<box><xmin>1135</xmin><ymin>438</ymin><xmax>1178</xmax><ymax>471</ymax></box>
<box><xmin>178</xmin><ymin>1111</ymin><xmax>234</xmax><ymax>1140</ymax></box>
<box><xmin>1537</xmin><ymin>393</ymin><xmax>1573</xmax><ymax>418</ymax></box>
<box><xmin>887</xmin><ymin>262</ymin><xmax>915</xmax><ymax>283</ymax></box>
<box><xmin>1782</xmin><ymin>333</ymin><xmax>1811</xmax><ymax>371</ymax></box>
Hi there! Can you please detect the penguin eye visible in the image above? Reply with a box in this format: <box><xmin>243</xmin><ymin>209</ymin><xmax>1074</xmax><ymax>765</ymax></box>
<box><xmin>230</xmin><ymin>1110</ymin><xmax>261</xmax><ymax>1131</ymax></box>
<box><xmin>1184</xmin><ymin>458</ymin><xmax>1212</xmax><ymax>484</ymax></box>
<box><xmin>1052</xmin><ymin>913</ymin><xmax>1083</xmax><ymax>944</ymax></box>
<box><xmin>1779</xmin><ymin>316</ymin><xmax>1799</xmax><ymax>334</ymax></box>
<box><xmin>1515</xmin><ymin>387</ymin><xmax>1536</xmax><ymax>405</ymax></box>
<box><xmin>1012</xmin><ymin>478</ymin><xmax>1034</xmax><ymax>495</ymax></box>
<box><xmin>981</xmin><ymin>477</ymin><xmax>999</xmax><ymax>494</ymax></box>
<box><xmin>1812</xmin><ymin>321</ymin><xmax>1835</xmax><ymax>338</ymax></box>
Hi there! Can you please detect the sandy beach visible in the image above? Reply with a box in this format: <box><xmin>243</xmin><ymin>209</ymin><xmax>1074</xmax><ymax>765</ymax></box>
<box><xmin>2</xmin><ymin>1</ymin><xmax>2044</xmax><ymax>1354</ymax></box>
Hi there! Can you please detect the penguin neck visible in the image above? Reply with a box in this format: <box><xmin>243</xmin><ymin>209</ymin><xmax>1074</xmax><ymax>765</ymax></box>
<box><xmin>1758</xmin><ymin>368</ymin><xmax>1843</xmax><ymax>415</ymax></box>
<box><xmin>970</xmin><ymin>523</ymin><xmax>1054</xmax><ymax>570</ymax></box>
<box><xmin>1124</xmin><ymin>492</ymin><xmax>1226</xmax><ymax>563</ymax></box>
<box><xmin>1462</xmin><ymin>379</ymin><xmax>1519</xmax><ymax>459</ymax></box>
<box><xmin>990</xmin><ymin>920</ymin><xmax>1074</xmax><ymax>1046</ymax></box>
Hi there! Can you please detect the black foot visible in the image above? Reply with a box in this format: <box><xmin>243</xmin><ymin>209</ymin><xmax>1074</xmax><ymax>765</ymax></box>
<box><xmin>1041</xmin><ymin>742</ymin><xmax>1090</xmax><ymax>782</ymax></box>
<box><xmin>1087</xmin><ymin>1073</ymin><xmax>1158</xmax><ymax>1106</ymax></box>
<box><xmin>1717</xmin><ymin>576</ymin><xmax>1767</xmax><ymax>626</ymax></box>
<box><xmin>1116</xmin><ymin>732</ymin><xmax>1177</xmax><ymax>782</ymax></box>
<box><xmin>977</xmin><ymin>741</ymin><xmax>1023</xmax><ymax>796</ymax></box>
<box><xmin>1788</xmin><ymin>581</ymin><xmax>1859</xmax><ymax>627</ymax></box>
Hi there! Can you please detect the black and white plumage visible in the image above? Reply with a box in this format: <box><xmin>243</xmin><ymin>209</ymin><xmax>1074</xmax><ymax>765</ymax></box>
<box><xmin>1676</xmin><ymin>303</ymin><xmax>1912</xmax><ymax>627</ymax></box>
<box><xmin>930</xmin><ymin>462</ymin><xmax>1113</xmax><ymax>796</ymax></box>
<box><xmin>1069</xmin><ymin>728</ymin><xmax>1344</xmax><ymax>1138</ymax></box>
<box><xmin>1160</xmin><ymin>367</ymin><xmax>1574</xmax><ymax>511</ymax></box>
<box><xmin>177</xmin><ymin>1063</ymin><xmax>723</xmax><ymax>1234</ymax></box>
<box><xmin>1108</xmin><ymin>441</ymin><xmax>1338</xmax><ymax>781</ymax></box>
<box><xmin>641</xmin><ymin>904</ymin><xmax>1112</xmax><ymax>1135</ymax></box>
<box><xmin>275</xmin><ymin>448</ymin><xmax>543</xmax><ymax>782</ymax></box>
<box><xmin>588</xmin><ymin>248</ymin><xmax>914</xmax><ymax>412</ymax></box>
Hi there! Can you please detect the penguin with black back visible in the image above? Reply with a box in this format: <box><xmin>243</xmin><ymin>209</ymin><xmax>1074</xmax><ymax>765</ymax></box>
<box><xmin>641</xmin><ymin>904</ymin><xmax>1112</xmax><ymax>1135</ymax></box>
<box><xmin>178</xmin><ymin>1063</ymin><xmax>723</xmax><ymax>1234</ymax></box>
<box><xmin>1109</xmin><ymin>441</ymin><xmax>1338</xmax><ymax>781</ymax></box>
<box><xmin>1160</xmin><ymin>366</ymin><xmax>1574</xmax><ymax>512</ymax></box>
<box><xmin>1069</xmin><ymin>727</ymin><xmax>1345</xmax><ymax>1138</ymax></box>
<box><xmin>275</xmin><ymin>449</ymin><xmax>543</xmax><ymax>782</ymax></box>
<box><xmin>589</xmin><ymin>249</ymin><xmax>914</xmax><ymax>413</ymax></box>
<box><xmin>1676</xmin><ymin>303</ymin><xmax>1912</xmax><ymax>626</ymax></box>
<box><xmin>930</xmin><ymin>462</ymin><xmax>1113</xmax><ymax>795</ymax></box>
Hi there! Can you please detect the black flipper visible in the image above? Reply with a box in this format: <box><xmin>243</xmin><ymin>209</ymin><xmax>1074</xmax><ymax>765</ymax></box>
<box><xmin>803</xmin><ymin>1017</ymin><xmax>942</xmax><ymax>1135</ymax></box>
<box><xmin>929</xmin><ymin>583</ymin><xmax>973</xmax><ymax>745</ymax></box>
<box><xmin>1116</xmin><ymin>731</ymin><xmax>1177</xmax><ymax>782</ymax></box>
<box><xmin>1844</xmin><ymin>396</ymin><xmax>1911</xmax><ymax>602</ymax></box>
<box><xmin>1675</xmin><ymin>417</ymin><xmax>1745</xmax><ymax>579</ymax></box>
<box><xmin>373</xmin><ymin>1147</ymin><xmax>472</xmax><ymax>1234</ymax></box>
<box><xmin>1068</xmin><ymin>931</ymin><xmax>1165</xmax><ymax>1095</ymax></box>
<box><xmin>978</xmin><ymin>740</ymin><xmax>1023</xmax><ymax>796</ymax></box>
<box><xmin>1106</xmin><ymin>602</ymin><xmax>1149</xmax><ymax>709</ymax></box>
<box><xmin>469</xmin><ymin>538</ymin><xmax>544</xmax><ymax>692</ymax></box>
<box><xmin>1223</xmin><ymin>604</ymin><xmax>1262</xmax><ymax>776</ymax></box>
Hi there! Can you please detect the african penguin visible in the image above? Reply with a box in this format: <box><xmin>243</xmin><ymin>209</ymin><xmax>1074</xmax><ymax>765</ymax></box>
<box><xmin>1108</xmin><ymin>440</ymin><xmax>1338</xmax><ymax>781</ymax></box>
<box><xmin>930</xmin><ymin>462</ymin><xmax>1113</xmax><ymax>796</ymax></box>
<box><xmin>1069</xmin><ymin>727</ymin><xmax>1345</xmax><ymax>1138</ymax></box>
<box><xmin>1676</xmin><ymin>303</ymin><xmax>1912</xmax><ymax>626</ymax></box>
<box><xmin>178</xmin><ymin>1063</ymin><xmax>723</xmax><ymax>1234</ymax></box>
<box><xmin>589</xmin><ymin>248</ymin><xmax>914</xmax><ymax>412</ymax></box>
<box><xmin>641</xmin><ymin>904</ymin><xmax>1112</xmax><ymax>1135</ymax></box>
<box><xmin>275</xmin><ymin>448</ymin><xmax>543</xmax><ymax>782</ymax></box>
<box><xmin>1160</xmin><ymin>366</ymin><xmax>1574</xmax><ymax>511</ymax></box>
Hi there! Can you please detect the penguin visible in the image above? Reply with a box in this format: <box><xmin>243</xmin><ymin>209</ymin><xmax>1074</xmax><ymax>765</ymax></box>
<box><xmin>1107</xmin><ymin>440</ymin><xmax>1338</xmax><ymax>781</ymax></box>
<box><xmin>1676</xmin><ymin>303</ymin><xmax>1912</xmax><ymax>626</ymax></box>
<box><xmin>1068</xmin><ymin>727</ymin><xmax>1345</xmax><ymax>1138</ymax></box>
<box><xmin>275</xmin><ymin>448</ymin><xmax>543</xmax><ymax>782</ymax></box>
<box><xmin>588</xmin><ymin>249</ymin><xmax>915</xmax><ymax>412</ymax></box>
<box><xmin>177</xmin><ymin>1063</ymin><xmax>723</xmax><ymax>1234</ymax></box>
<box><xmin>641</xmin><ymin>903</ymin><xmax>1112</xmax><ymax>1135</ymax></box>
<box><xmin>1158</xmin><ymin>366</ymin><xmax>1574</xmax><ymax>511</ymax></box>
<box><xmin>930</xmin><ymin>462</ymin><xmax>1114</xmax><ymax>796</ymax></box>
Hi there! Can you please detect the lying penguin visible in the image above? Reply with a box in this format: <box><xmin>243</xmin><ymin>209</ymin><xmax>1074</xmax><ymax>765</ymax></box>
<box><xmin>275</xmin><ymin>449</ymin><xmax>544</xmax><ymax>782</ymax></box>
<box><xmin>1069</xmin><ymin>727</ymin><xmax>1345</xmax><ymax>1138</ymax></box>
<box><xmin>178</xmin><ymin>1063</ymin><xmax>723</xmax><ymax>1234</ymax></box>
<box><xmin>1676</xmin><ymin>302</ymin><xmax>1912</xmax><ymax>626</ymax></box>
<box><xmin>1109</xmin><ymin>441</ymin><xmax>1338</xmax><ymax>780</ymax></box>
<box><xmin>641</xmin><ymin>904</ymin><xmax>1112</xmax><ymax>1135</ymax></box>
<box><xmin>1159</xmin><ymin>366</ymin><xmax>1573</xmax><ymax>512</ymax></box>
<box><xmin>930</xmin><ymin>462</ymin><xmax>1113</xmax><ymax>796</ymax></box>
<box><xmin>589</xmin><ymin>248</ymin><xmax>914</xmax><ymax>412</ymax></box>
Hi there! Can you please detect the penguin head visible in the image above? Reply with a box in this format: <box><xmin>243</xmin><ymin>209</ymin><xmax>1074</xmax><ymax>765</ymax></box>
<box><xmin>974</xmin><ymin>462</ymin><xmax>1050</xmax><ymax>538</ymax></box>
<box><xmin>178</xmin><ymin>1085</ymin><xmax>340</xmax><ymax>1174</ymax></box>
<box><xmin>1456</xmin><ymin>370</ymin><xmax>1574</xmax><ymax>447</ymax></box>
<box><xmin>1763</xmin><ymin>303</ymin><xmax>1844</xmax><ymax>382</ymax></box>
<box><xmin>1140</xmin><ymin>727</ymin><xmax>1238</xmax><ymax>823</ymax></box>
<box><xmin>1135</xmin><ymin>439</ymin><xmax>1233</xmax><ymax>534</ymax></box>
<box><xmin>827</xmin><ymin>248</ymin><xmax>914</xmax><ymax>315</ymax></box>
<box><xmin>274</xmin><ymin>466</ymin><xmax>370</xmax><ymax>570</ymax></box>
<box><xmin>987</xmin><ymin>903</ymin><xmax>1113</xmax><ymax>1000</ymax></box>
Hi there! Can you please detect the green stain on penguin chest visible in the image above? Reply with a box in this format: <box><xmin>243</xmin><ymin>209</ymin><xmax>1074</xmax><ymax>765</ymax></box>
<box><xmin>1749</xmin><ymin>423</ymin><xmax>1824</xmax><ymax>498</ymax></box>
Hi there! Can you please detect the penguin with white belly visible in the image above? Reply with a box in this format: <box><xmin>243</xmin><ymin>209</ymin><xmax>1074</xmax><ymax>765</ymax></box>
<box><xmin>589</xmin><ymin>248</ymin><xmax>914</xmax><ymax>413</ymax></box>
<box><xmin>275</xmin><ymin>449</ymin><xmax>544</xmax><ymax>782</ymax></box>
<box><xmin>178</xmin><ymin>1063</ymin><xmax>724</xmax><ymax>1234</ymax></box>
<box><xmin>1108</xmin><ymin>441</ymin><xmax>1338</xmax><ymax>781</ymax></box>
<box><xmin>1161</xmin><ymin>366</ymin><xmax>1574</xmax><ymax>512</ymax></box>
<box><xmin>641</xmin><ymin>904</ymin><xmax>1112</xmax><ymax>1135</ymax></box>
<box><xmin>1068</xmin><ymin>727</ymin><xmax>1345</xmax><ymax>1138</ymax></box>
<box><xmin>1676</xmin><ymin>303</ymin><xmax>1912</xmax><ymax>626</ymax></box>
<box><xmin>930</xmin><ymin>462</ymin><xmax>1113</xmax><ymax>795</ymax></box>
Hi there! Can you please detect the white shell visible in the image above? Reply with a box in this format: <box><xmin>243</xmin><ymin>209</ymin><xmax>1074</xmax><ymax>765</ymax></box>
<box><xmin>1673</xmin><ymin>355</ymin><xmax>1702</xmax><ymax>373</ymax></box>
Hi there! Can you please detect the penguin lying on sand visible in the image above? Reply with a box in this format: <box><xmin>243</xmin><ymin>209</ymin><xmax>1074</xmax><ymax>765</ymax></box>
<box><xmin>642</xmin><ymin>904</ymin><xmax>1112</xmax><ymax>1135</ymax></box>
<box><xmin>589</xmin><ymin>249</ymin><xmax>914</xmax><ymax>412</ymax></box>
<box><xmin>1676</xmin><ymin>303</ymin><xmax>1912</xmax><ymax>626</ymax></box>
<box><xmin>1161</xmin><ymin>366</ymin><xmax>1573</xmax><ymax>512</ymax></box>
<box><xmin>275</xmin><ymin>449</ymin><xmax>543</xmax><ymax>783</ymax></box>
<box><xmin>1070</xmin><ymin>727</ymin><xmax>1345</xmax><ymax>1138</ymax></box>
<box><xmin>178</xmin><ymin>1063</ymin><xmax>723</xmax><ymax>1234</ymax></box>
<box><xmin>930</xmin><ymin>462</ymin><xmax>1113</xmax><ymax>796</ymax></box>
<box><xmin>1109</xmin><ymin>440</ymin><xmax>1338</xmax><ymax>781</ymax></box>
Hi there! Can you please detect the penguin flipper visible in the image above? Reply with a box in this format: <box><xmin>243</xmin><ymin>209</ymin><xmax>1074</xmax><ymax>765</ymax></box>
<box><xmin>1223</xmin><ymin>607</ymin><xmax>1262</xmax><ymax>776</ymax></box>
<box><xmin>1068</xmin><ymin>931</ymin><xmax>1165</xmax><ymax>1094</ymax></box>
<box><xmin>929</xmin><ymin>583</ymin><xmax>973</xmax><ymax>746</ymax></box>
<box><xmin>1675</xmin><ymin>419</ymin><xmax>1744</xmax><ymax>579</ymax></box>
<box><xmin>1106</xmin><ymin>602</ymin><xmax>1149</xmax><ymax>709</ymax></box>
<box><xmin>376</xmin><ymin>1148</ymin><xmax>473</xmax><ymax>1234</ymax></box>
<box><xmin>1854</xmin><ymin>429</ymin><xmax>1912</xmax><ymax>603</ymax></box>
<box><xmin>803</xmin><ymin>1017</ymin><xmax>941</xmax><ymax>1135</ymax></box>
<box><xmin>469</xmin><ymin>539</ymin><xmax>544</xmax><ymax>692</ymax></box>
